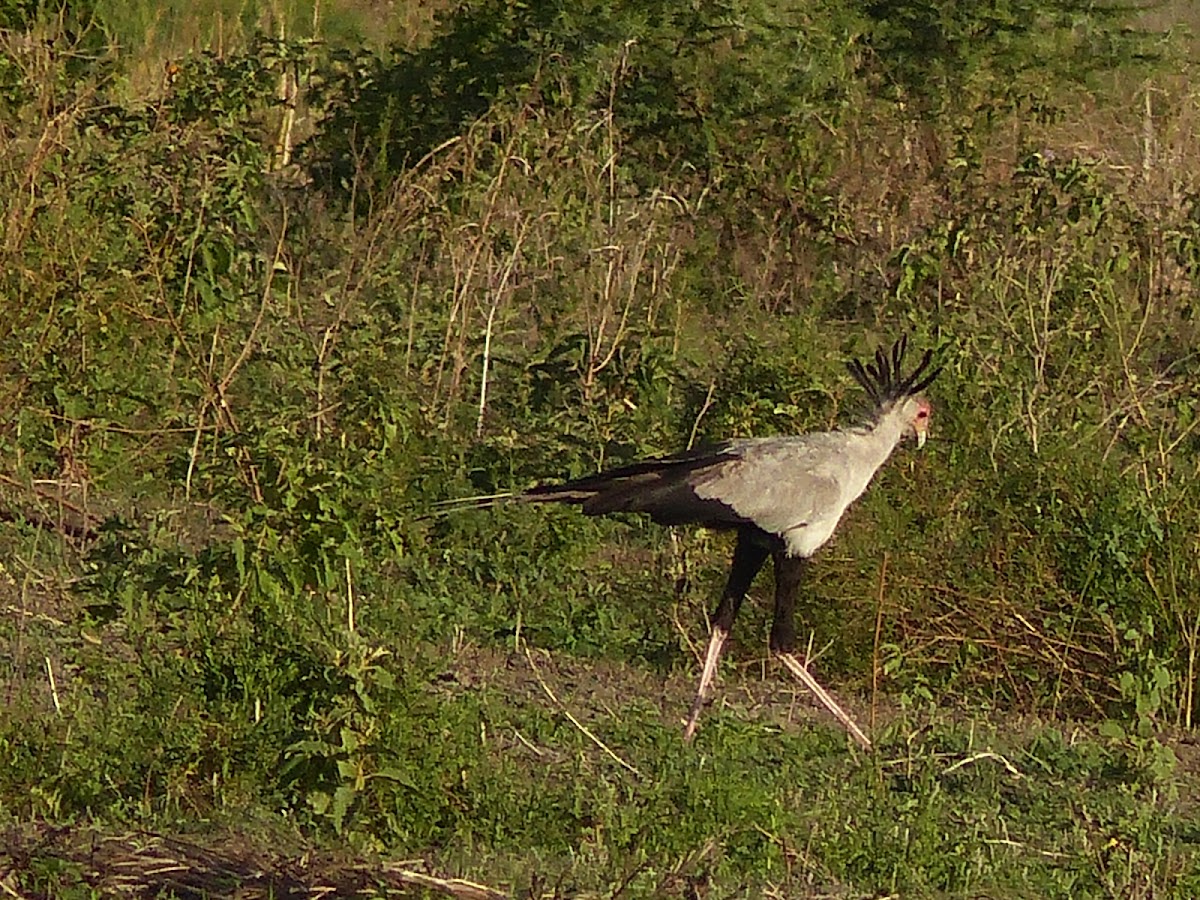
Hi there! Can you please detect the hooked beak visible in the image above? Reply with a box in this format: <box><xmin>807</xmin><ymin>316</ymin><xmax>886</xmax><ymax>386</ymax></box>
<box><xmin>916</xmin><ymin>429</ymin><xmax>928</xmax><ymax>450</ymax></box>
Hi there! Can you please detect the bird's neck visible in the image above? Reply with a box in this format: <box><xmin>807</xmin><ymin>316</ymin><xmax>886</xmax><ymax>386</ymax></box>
<box><xmin>873</xmin><ymin>401</ymin><xmax>912</xmax><ymax>445</ymax></box>
<box><xmin>847</xmin><ymin>402</ymin><xmax>910</xmax><ymax>469</ymax></box>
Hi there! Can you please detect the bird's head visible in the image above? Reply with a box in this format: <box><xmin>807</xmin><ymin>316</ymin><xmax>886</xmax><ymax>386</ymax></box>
<box><xmin>846</xmin><ymin>336</ymin><xmax>941</xmax><ymax>449</ymax></box>
<box><xmin>897</xmin><ymin>394</ymin><xmax>934</xmax><ymax>449</ymax></box>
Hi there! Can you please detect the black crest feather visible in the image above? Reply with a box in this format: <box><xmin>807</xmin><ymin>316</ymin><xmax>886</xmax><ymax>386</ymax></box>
<box><xmin>845</xmin><ymin>335</ymin><xmax>941</xmax><ymax>406</ymax></box>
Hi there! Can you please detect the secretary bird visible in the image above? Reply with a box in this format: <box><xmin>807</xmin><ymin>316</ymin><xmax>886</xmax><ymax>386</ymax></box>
<box><xmin>448</xmin><ymin>336</ymin><xmax>940</xmax><ymax>749</ymax></box>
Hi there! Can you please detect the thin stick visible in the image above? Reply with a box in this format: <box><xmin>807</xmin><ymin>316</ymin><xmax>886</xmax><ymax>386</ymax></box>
<box><xmin>777</xmin><ymin>652</ymin><xmax>872</xmax><ymax>750</ymax></box>
<box><xmin>871</xmin><ymin>552</ymin><xmax>889</xmax><ymax>730</ymax></box>
<box><xmin>184</xmin><ymin>401</ymin><xmax>206</xmax><ymax>501</ymax></box>
<box><xmin>44</xmin><ymin>655</ymin><xmax>61</xmax><ymax>716</ymax></box>
<box><xmin>523</xmin><ymin>644</ymin><xmax>642</xmax><ymax>777</ymax></box>
<box><xmin>345</xmin><ymin>557</ymin><xmax>355</xmax><ymax>633</ymax></box>
<box><xmin>475</xmin><ymin>204</ymin><xmax>531</xmax><ymax>437</ymax></box>
<box><xmin>943</xmin><ymin>751</ymin><xmax>1023</xmax><ymax>779</ymax></box>
<box><xmin>1141</xmin><ymin>82</ymin><xmax>1154</xmax><ymax>182</ymax></box>
<box><xmin>512</xmin><ymin>729</ymin><xmax>546</xmax><ymax>758</ymax></box>
<box><xmin>379</xmin><ymin>864</ymin><xmax>507</xmax><ymax>900</ymax></box>
<box><xmin>475</xmin><ymin>297</ymin><xmax>499</xmax><ymax>438</ymax></box>
<box><xmin>687</xmin><ymin>380</ymin><xmax>717</xmax><ymax>450</ymax></box>
<box><xmin>669</xmin><ymin>598</ymin><xmax>700</xmax><ymax>665</ymax></box>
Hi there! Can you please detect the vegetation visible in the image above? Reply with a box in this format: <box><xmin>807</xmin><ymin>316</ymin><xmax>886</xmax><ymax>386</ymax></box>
<box><xmin>2</xmin><ymin>0</ymin><xmax>1200</xmax><ymax>895</ymax></box>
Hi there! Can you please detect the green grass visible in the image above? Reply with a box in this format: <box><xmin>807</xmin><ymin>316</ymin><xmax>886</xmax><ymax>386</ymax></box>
<box><xmin>4</xmin><ymin>624</ymin><xmax>1199</xmax><ymax>896</ymax></box>
<box><xmin>2</xmin><ymin>0</ymin><xmax>1200</xmax><ymax>895</ymax></box>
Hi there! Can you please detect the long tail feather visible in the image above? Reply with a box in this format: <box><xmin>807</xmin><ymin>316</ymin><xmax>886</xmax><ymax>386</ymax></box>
<box><xmin>420</xmin><ymin>491</ymin><xmax>517</xmax><ymax>518</ymax></box>
<box><xmin>427</xmin><ymin>446</ymin><xmax>739</xmax><ymax>524</ymax></box>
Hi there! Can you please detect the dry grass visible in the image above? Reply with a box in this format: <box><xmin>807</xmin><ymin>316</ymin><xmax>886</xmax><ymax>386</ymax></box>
<box><xmin>0</xmin><ymin>824</ymin><xmax>507</xmax><ymax>899</ymax></box>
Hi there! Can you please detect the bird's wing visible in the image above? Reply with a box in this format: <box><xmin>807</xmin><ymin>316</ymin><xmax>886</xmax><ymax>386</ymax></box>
<box><xmin>688</xmin><ymin>437</ymin><xmax>845</xmax><ymax>541</ymax></box>
<box><xmin>521</xmin><ymin>443</ymin><xmax>755</xmax><ymax>528</ymax></box>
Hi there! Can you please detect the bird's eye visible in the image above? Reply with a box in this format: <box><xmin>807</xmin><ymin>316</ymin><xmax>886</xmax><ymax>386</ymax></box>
<box><xmin>916</xmin><ymin>409</ymin><xmax>930</xmax><ymax>419</ymax></box>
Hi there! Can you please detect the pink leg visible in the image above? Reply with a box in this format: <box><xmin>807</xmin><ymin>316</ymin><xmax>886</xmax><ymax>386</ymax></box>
<box><xmin>683</xmin><ymin>626</ymin><xmax>729</xmax><ymax>741</ymax></box>
<box><xmin>777</xmin><ymin>652</ymin><xmax>872</xmax><ymax>750</ymax></box>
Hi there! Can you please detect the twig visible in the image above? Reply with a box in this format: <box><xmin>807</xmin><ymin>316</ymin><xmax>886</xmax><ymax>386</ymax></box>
<box><xmin>3</xmin><ymin>605</ymin><xmax>67</xmax><ymax>628</ymax></box>
<box><xmin>475</xmin><ymin>215</ymin><xmax>530</xmax><ymax>437</ymax></box>
<box><xmin>667</xmin><ymin>531</ymin><xmax>702</xmax><ymax>664</ymax></box>
<box><xmin>436</xmin><ymin>129</ymin><xmax>519</xmax><ymax>415</ymax></box>
<box><xmin>980</xmin><ymin>838</ymin><xmax>1070</xmax><ymax>859</ymax></box>
<box><xmin>379</xmin><ymin>864</ymin><xmax>506</xmax><ymax>900</ymax></box>
<box><xmin>687</xmin><ymin>381</ymin><xmax>716</xmax><ymax>450</ymax></box>
<box><xmin>512</xmin><ymin>729</ymin><xmax>546</xmax><ymax>758</ymax></box>
<box><xmin>522</xmin><ymin>643</ymin><xmax>642</xmax><ymax>778</ymax></box>
<box><xmin>44</xmin><ymin>655</ymin><xmax>61</xmax><ymax>716</ymax></box>
<box><xmin>271</xmin><ymin>17</ymin><xmax>297</xmax><ymax>171</ymax></box>
<box><xmin>0</xmin><ymin>873</ymin><xmax>31</xmax><ymax>899</ymax></box>
<box><xmin>670</xmin><ymin>599</ymin><xmax>701</xmax><ymax>666</ymax></box>
<box><xmin>943</xmin><ymin>751</ymin><xmax>1023</xmax><ymax>779</ymax></box>
<box><xmin>871</xmin><ymin>551</ymin><xmax>888</xmax><ymax>730</ymax></box>
<box><xmin>184</xmin><ymin>404</ymin><xmax>206</xmax><ymax>501</ymax></box>
<box><xmin>345</xmin><ymin>557</ymin><xmax>355</xmax><ymax>634</ymax></box>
